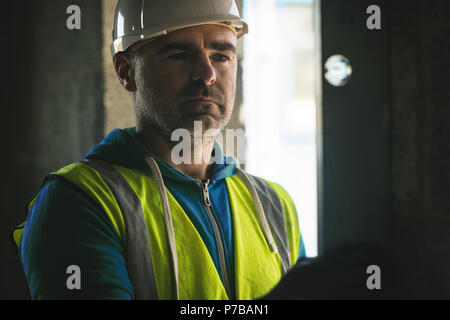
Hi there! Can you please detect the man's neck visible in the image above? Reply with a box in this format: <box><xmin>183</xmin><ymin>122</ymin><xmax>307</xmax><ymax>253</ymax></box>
<box><xmin>135</xmin><ymin>125</ymin><xmax>215</xmax><ymax>181</ymax></box>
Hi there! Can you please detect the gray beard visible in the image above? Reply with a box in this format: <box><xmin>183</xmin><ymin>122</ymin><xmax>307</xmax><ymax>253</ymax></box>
<box><xmin>134</xmin><ymin>80</ymin><xmax>177</xmax><ymax>139</ymax></box>
<box><xmin>133</xmin><ymin>65</ymin><xmax>234</xmax><ymax>140</ymax></box>
<box><xmin>135</xmin><ymin>89</ymin><xmax>233</xmax><ymax>141</ymax></box>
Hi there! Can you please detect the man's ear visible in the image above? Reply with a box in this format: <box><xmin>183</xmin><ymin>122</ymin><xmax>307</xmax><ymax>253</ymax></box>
<box><xmin>113</xmin><ymin>53</ymin><xmax>137</xmax><ymax>92</ymax></box>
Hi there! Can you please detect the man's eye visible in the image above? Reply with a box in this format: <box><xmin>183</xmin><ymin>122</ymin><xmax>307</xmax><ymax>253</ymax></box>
<box><xmin>211</xmin><ymin>53</ymin><xmax>231</xmax><ymax>62</ymax></box>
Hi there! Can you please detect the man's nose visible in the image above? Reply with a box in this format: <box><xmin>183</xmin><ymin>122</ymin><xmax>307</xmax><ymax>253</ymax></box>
<box><xmin>191</xmin><ymin>53</ymin><xmax>216</xmax><ymax>86</ymax></box>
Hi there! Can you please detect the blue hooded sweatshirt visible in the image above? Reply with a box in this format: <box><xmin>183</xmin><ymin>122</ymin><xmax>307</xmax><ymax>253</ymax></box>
<box><xmin>19</xmin><ymin>127</ymin><xmax>306</xmax><ymax>299</ymax></box>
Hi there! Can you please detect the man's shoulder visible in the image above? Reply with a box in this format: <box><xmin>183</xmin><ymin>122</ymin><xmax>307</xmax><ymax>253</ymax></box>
<box><xmin>22</xmin><ymin>164</ymin><xmax>124</xmax><ymax>248</ymax></box>
<box><xmin>33</xmin><ymin>160</ymin><xmax>127</xmax><ymax>241</ymax></box>
<box><xmin>51</xmin><ymin>160</ymin><xmax>100</xmax><ymax>180</ymax></box>
<box><xmin>28</xmin><ymin>172</ymin><xmax>105</xmax><ymax>220</ymax></box>
<box><xmin>261</xmin><ymin>179</ymin><xmax>294</xmax><ymax>205</ymax></box>
<box><xmin>25</xmin><ymin>161</ymin><xmax>108</xmax><ymax>211</ymax></box>
<box><xmin>46</xmin><ymin>160</ymin><xmax>121</xmax><ymax>201</ymax></box>
<box><xmin>237</xmin><ymin>170</ymin><xmax>294</xmax><ymax>205</ymax></box>
<box><xmin>19</xmin><ymin>171</ymin><xmax>131</xmax><ymax>299</ymax></box>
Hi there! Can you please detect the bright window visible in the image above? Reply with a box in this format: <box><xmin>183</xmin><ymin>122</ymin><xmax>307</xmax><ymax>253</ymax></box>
<box><xmin>242</xmin><ymin>0</ymin><xmax>318</xmax><ymax>257</ymax></box>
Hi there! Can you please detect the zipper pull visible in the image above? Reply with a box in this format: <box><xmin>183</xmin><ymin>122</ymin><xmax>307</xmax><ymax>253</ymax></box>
<box><xmin>200</xmin><ymin>180</ymin><xmax>211</xmax><ymax>207</ymax></box>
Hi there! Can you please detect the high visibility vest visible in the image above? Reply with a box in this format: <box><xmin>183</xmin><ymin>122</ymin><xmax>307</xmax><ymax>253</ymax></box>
<box><xmin>14</xmin><ymin>157</ymin><xmax>300</xmax><ymax>300</ymax></box>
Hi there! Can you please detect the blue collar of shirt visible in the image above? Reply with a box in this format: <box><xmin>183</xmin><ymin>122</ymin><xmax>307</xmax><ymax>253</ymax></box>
<box><xmin>83</xmin><ymin>127</ymin><xmax>237</xmax><ymax>184</ymax></box>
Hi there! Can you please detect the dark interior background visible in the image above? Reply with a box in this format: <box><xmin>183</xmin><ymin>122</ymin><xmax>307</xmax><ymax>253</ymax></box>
<box><xmin>1</xmin><ymin>0</ymin><xmax>450</xmax><ymax>299</ymax></box>
<box><xmin>1</xmin><ymin>0</ymin><xmax>104</xmax><ymax>298</ymax></box>
<box><xmin>319</xmin><ymin>0</ymin><xmax>450</xmax><ymax>298</ymax></box>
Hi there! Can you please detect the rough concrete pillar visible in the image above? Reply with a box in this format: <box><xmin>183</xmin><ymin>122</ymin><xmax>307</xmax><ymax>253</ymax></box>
<box><xmin>1</xmin><ymin>0</ymin><xmax>104</xmax><ymax>298</ymax></box>
<box><xmin>389</xmin><ymin>0</ymin><xmax>450</xmax><ymax>298</ymax></box>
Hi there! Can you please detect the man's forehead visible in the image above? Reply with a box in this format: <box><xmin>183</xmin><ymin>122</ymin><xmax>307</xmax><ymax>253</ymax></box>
<box><xmin>150</xmin><ymin>24</ymin><xmax>237</xmax><ymax>52</ymax></box>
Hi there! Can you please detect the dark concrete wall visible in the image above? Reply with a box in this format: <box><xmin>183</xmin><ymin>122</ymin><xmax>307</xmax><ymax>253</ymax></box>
<box><xmin>320</xmin><ymin>0</ymin><xmax>450</xmax><ymax>298</ymax></box>
<box><xmin>389</xmin><ymin>0</ymin><xmax>450</xmax><ymax>298</ymax></box>
<box><xmin>1</xmin><ymin>1</ymin><xmax>104</xmax><ymax>298</ymax></box>
<box><xmin>319</xmin><ymin>0</ymin><xmax>391</xmax><ymax>256</ymax></box>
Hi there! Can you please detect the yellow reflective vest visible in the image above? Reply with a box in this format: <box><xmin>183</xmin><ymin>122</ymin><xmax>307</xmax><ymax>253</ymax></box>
<box><xmin>14</xmin><ymin>156</ymin><xmax>301</xmax><ymax>300</ymax></box>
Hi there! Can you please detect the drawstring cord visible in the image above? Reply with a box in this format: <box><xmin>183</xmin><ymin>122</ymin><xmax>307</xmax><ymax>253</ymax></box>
<box><xmin>144</xmin><ymin>157</ymin><xmax>279</xmax><ymax>300</ymax></box>
<box><xmin>145</xmin><ymin>156</ymin><xmax>180</xmax><ymax>300</ymax></box>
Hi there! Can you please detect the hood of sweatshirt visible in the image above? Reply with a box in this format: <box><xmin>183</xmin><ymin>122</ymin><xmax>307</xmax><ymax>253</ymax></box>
<box><xmin>82</xmin><ymin>127</ymin><xmax>238</xmax><ymax>185</ymax></box>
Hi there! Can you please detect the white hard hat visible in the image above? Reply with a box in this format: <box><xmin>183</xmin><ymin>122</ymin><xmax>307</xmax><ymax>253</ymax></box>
<box><xmin>111</xmin><ymin>0</ymin><xmax>248</xmax><ymax>57</ymax></box>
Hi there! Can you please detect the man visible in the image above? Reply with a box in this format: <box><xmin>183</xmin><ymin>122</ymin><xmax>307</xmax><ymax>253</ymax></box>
<box><xmin>13</xmin><ymin>0</ymin><xmax>306</xmax><ymax>299</ymax></box>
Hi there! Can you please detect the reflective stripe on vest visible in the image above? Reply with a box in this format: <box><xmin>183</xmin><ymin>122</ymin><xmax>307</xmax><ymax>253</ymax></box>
<box><xmin>80</xmin><ymin>159</ymin><xmax>159</xmax><ymax>300</ymax></box>
<box><xmin>81</xmin><ymin>157</ymin><xmax>292</xmax><ymax>299</ymax></box>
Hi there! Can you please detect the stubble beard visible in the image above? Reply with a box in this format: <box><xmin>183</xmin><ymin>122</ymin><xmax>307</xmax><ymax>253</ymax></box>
<box><xmin>135</xmin><ymin>79</ymin><xmax>174</xmax><ymax>140</ymax></box>
<box><xmin>134</xmin><ymin>75</ymin><xmax>235</xmax><ymax>144</ymax></box>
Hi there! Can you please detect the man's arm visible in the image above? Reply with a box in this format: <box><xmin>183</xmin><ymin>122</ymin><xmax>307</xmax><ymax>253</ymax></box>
<box><xmin>20</xmin><ymin>177</ymin><xmax>134</xmax><ymax>299</ymax></box>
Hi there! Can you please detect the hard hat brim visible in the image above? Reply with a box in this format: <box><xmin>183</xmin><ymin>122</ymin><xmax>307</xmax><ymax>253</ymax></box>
<box><xmin>111</xmin><ymin>16</ymin><xmax>248</xmax><ymax>57</ymax></box>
